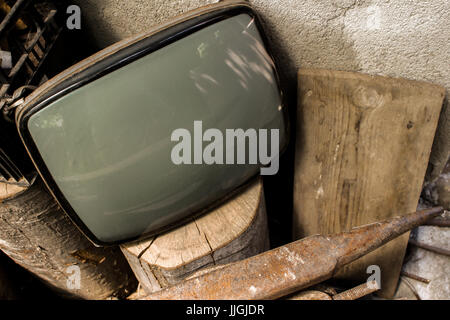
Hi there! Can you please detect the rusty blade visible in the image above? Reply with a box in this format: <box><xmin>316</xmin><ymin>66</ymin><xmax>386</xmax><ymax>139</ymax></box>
<box><xmin>144</xmin><ymin>207</ymin><xmax>443</xmax><ymax>300</ymax></box>
<box><xmin>424</xmin><ymin>214</ymin><xmax>450</xmax><ymax>228</ymax></box>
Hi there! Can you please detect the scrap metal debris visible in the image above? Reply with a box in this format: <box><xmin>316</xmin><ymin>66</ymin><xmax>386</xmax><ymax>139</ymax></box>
<box><xmin>332</xmin><ymin>280</ymin><xmax>379</xmax><ymax>300</ymax></box>
<box><xmin>424</xmin><ymin>215</ymin><xmax>450</xmax><ymax>228</ymax></box>
<box><xmin>143</xmin><ymin>207</ymin><xmax>443</xmax><ymax>300</ymax></box>
<box><xmin>408</xmin><ymin>238</ymin><xmax>450</xmax><ymax>257</ymax></box>
<box><xmin>400</xmin><ymin>270</ymin><xmax>431</xmax><ymax>284</ymax></box>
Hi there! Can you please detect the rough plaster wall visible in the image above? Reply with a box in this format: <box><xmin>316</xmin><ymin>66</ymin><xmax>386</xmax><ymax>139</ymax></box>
<box><xmin>72</xmin><ymin>0</ymin><xmax>218</xmax><ymax>48</ymax></box>
<box><xmin>74</xmin><ymin>0</ymin><xmax>450</xmax><ymax>180</ymax></box>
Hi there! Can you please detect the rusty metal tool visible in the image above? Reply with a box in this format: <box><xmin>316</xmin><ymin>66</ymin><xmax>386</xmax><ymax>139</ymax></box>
<box><xmin>401</xmin><ymin>277</ymin><xmax>422</xmax><ymax>300</ymax></box>
<box><xmin>143</xmin><ymin>207</ymin><xmax>443</xmax><ymax>300</ymax></box>
<box><xmin>332</xmin><ymin>280</ymin><xmax>380</xmax><ymax>300</ymax></box>
<box><xmin>408</xmin><ymin>238</ymin><xmax>450</xmax><ymax>257</ymax></box>
<box><xmin>424</xmin><ymin>216</ymin><xmax>450</xmax><ymax>228</ymax></box>
<box><xmin>400</xmin><ymin>271</ymin><xmax>431</xmax><ymax>284</ymax></box>
<box><xmin>424</xmin><ymin>210</ymin><xmax>449</xmax><ymax>228</ymax></box>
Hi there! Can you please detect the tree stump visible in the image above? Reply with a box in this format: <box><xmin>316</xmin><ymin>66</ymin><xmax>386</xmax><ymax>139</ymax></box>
<box><xmin>293</xmin><ymin>69</ymin><xmax>445</xmax><ymax>298</ymax></box>
<box><xmin>121</xmin><ymin>177</ymin><xmax>269</xmax><ymax>295</ymax></box>
<box><xmin>0</xmin><ymin>179</ymin><xmax>137</xmax><ymax>299</ymax></box>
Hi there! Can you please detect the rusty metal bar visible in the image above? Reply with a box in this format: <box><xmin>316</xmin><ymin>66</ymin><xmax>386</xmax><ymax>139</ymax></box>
<box><xmin>408</xmin><ymin>238</ymin><xmax>450</xmax><ymax>257</ymax></box>
<box><xmin>332</xmin><ymin>280</ymin><xmax>379</xmax><ymax>300</ymax></box>
<box><xmin>424</xmin><ymin>213</ymin><xmax>450</xmax><ymax>228</ymax></box>
<box><xmin>144</xmin><ymin>207</ymin><xmax>443</xmax><ymax>300</ymax></box>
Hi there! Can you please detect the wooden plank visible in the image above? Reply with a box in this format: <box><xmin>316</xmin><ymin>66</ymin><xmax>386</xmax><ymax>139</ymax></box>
<box><xmin>121</xmin><ymin>177</ymin><xmax>269</xmax><ymax>295</ymax></box>
<box><xmin>293</xmin><ymin>69</ymin><xmax>445</xmax><ymax>298</ymax></box>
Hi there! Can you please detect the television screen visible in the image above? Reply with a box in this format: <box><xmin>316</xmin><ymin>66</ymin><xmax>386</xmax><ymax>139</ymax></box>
<box><xmin>16</xmin><ymin>3</ymin><xmax>288</xmax><ymax>245</ymax></box>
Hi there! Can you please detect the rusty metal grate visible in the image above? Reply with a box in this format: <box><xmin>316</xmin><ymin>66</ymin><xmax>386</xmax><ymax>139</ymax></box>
<box><xmin>0</xmin><ymin>0</ymin><xmax>62</xmax><ymax>185</ymax></box>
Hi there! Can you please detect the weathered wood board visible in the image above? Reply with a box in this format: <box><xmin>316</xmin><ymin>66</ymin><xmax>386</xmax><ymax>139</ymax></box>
<box><xmin>293</xmin><ymin>69</ymin><xmax>445</xmax><ymax>298</ymax></box>
<box><xmin>121</xmin><ymin>177</ymin><xmax>269</xmax><ymax>295</ymax></box>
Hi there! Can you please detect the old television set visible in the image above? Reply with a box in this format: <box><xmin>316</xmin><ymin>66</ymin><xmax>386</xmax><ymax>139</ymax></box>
<box><xmin>15</xmin><ymin>1</ymin><xmax>288</xmax><ymax>245</ymax></box>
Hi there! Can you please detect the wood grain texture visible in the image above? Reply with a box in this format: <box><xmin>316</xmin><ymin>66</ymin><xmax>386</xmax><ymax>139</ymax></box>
<box><xmin>293</xmin><ymin>69</ymin><xmax>445</xmax><ymax>298</ymax></box>
<box><xmin>121</xmin><ymin>177</ymin><xmax>269</xmax><ymax>295</ymax></box>
<box><xmin>0</xmin><ymin>179</ymin><xmax>137</xmax><ymax>299</ymax></box>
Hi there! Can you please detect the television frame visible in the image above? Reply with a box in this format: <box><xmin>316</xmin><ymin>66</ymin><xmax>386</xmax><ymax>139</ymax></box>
<box><xmin>15</xmin><ymin>0</ymin><xmax>289</xmax><ymax>246</ymax></box>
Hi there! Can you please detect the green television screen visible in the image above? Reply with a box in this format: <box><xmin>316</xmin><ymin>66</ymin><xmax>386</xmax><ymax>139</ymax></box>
<box><xmin>16</xmin><ymin>3</ymin><xmax>288</xmax><ymax>245</ymax></box>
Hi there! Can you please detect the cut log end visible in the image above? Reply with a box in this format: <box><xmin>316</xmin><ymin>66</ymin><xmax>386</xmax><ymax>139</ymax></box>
<box><xmin>121</xmin><ymin>177</ymin><xmax>269</xmax><ymax>295</ymax></box>
<box><xmin>0</xmin><ymin>182</ymin><xmax>28</xmax><ymax>202</ymax></box>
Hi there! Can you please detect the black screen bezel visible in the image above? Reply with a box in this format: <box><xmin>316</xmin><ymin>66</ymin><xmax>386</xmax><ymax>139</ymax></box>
<box><xmin>16</xmin><ymin>3</ymin><xmax>290</xmax><ymax>246</ymax></box>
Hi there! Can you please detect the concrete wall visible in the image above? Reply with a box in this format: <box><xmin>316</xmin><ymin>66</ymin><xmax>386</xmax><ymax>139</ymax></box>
<box><xmin>74</xmin><ymin>0</ymin><xmax>450</xmax><ymax>180</ymax></box>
